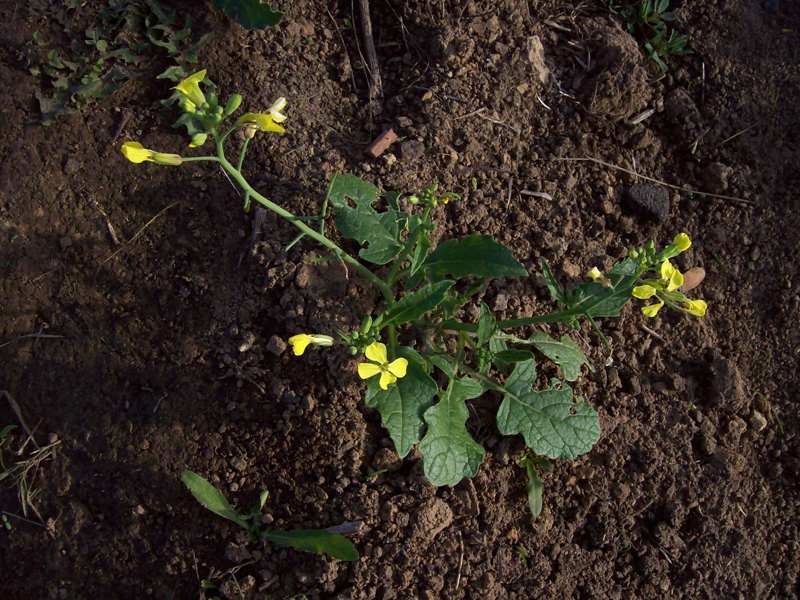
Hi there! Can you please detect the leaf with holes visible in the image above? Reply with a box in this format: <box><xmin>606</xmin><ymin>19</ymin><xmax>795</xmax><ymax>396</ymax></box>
<box><xmin>326</xmin><ymin>174</ymin><xmax>403</xmax><ymax>265</ymax></box>
<box><xmin>530</xmin><ymin>332</ymin><xmax>589</xmax><ymax>382</ymax></box>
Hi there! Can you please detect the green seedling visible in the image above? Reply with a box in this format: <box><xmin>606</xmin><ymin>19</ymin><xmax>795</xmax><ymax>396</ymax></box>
<box><xmin>610</xmin><ymin>0</ymin><xmax>689</xmax><ymax>71</ymax></box>
<box><xmin>29</xmin><ymin>0</ymin><xmax>209</xmax><ymax>124</ymax></box>
<box><xmin>213</xmin><ymin>0</ymin><xmax>282</xmax><ymax>28</ymax></box>
<box><xmin>0</xmin><ymin>425</ymin><xmax>60</xmax><ymax>523</ymax></box>
<box><xmin>181</xmin><ymin>470</ymin><xmax>358</xmax><ymax>561</ymax></box>
<box><xmin>124</xmin><ymin>70</ymin><xmax>709</xmax><ymax>518</ymax></box>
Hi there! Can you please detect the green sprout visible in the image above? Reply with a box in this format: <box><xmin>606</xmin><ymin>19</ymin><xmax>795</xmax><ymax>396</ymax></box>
<box><xmin>181</xmin><ymin>471</ymin><xmax>358</xmax><ymax>561</ymax></box>
<box><xmin>611</xmin><ymin>0</ymin><xmax>690</xmax><ymax>71</ymax></box>
<box><xmin>122</xmin><ymin>70</ymin><xmax>709</xmax><ymax>519</ymax></box>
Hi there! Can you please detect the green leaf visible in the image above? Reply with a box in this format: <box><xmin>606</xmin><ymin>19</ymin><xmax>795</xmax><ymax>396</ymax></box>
<box><xmin>493</xmin><ymin>349</ymin><xmax>534</xmax><ymax>365</ymax></box>
<box><xmin>540</xmin><ymin>259</ymin><xmax>565</xmax><ymax>303</ymax></box>
<box><xmin>365</xmin><ymin>359</ymin><xmax>438</xmax><ymax>457</ymax></box>
<box><xmin>327</xmin><ymin>174</ymin><xmax>403</xmax><ymax>265</ymax></box>
<box><xmin>264</xmin><ymin>529</ymin><xmax>358</xmax><ymax>561</ymax></box>
<box><xmin>429</xmin><ymin>354</ymin><xmax>457</xmax><ymax>378</ymax></box>
<box><xmin>530</xmin><ymin>333</ymin><xmax>588</xmax><ymax>382</ymax></box>
<box><xmin>419</xmin><ymin>378</ymin><xmax>485</xmax><ymax>486</ymax></box>
<box><xmin>477</xmin><ymin>303</ymin><xmax>496</xmax><ymax>347</ymax></box>
<box><xmin>496</xmin><ymin>382</ymin><xmax>601</xmax><ymax>460</ymax></box>
<box><xmin>181</xmin><ymin>470</ymin><xmax>250</xmax><ymax>529</ymax></box>
<box><xmin>382</xmin><ymin>281</ymin><xmax>454</xmax><ymax>328</ymax></box>
<box><xmin>423</xmin><ymin>234</ymin><xmax>528</xmax><ymax>280</ymax></box>
<box><xmin>505</xmin><ymin>358</ymin><xmax>537</xmax><ymax>397</ymax></box>
<box><xmin>524</xmin><ymin>460</ymin><xmax>544</xmax><ymax>519</ymax></box>
<box><xmin>213</xmin><ymin>0</ymin><xmax>283</xmax><ymax>28</ymax></box>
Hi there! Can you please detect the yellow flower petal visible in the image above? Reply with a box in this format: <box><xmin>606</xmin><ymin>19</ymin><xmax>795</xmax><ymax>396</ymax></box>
<box><xmin>587</xmin><ymin>267</ymin><xmax>603</xmax><ymax>281</ymax></box>
<box><xmin>683</xmin><ymin>299</ymin><xmax>708</xmax><ymax>317</ymax></box>
<box><xmin>632</xmin><ymin>285</ymin><xmax>657</xmax><ymax>299</ymax></box>
<box><xmin>641</xmin><ymin>300</ymin><xmax>664</xmax><ymax>318</ymax></box>
<box><xmin>358</xmin><ymin>362</ymin><xmax>382</xmax><ymax>380</ymax></box>
<box><xmin>673</xmin><ymin>233</ymin><xmax>692</xmax><ymax>252</ymax></box>
<box><xmin>121</xmin><ymin>141</ymin><xmax>153</xmax><ymax>164</ymax></box>
<box><xmin>288</xmin><ymin>334</ymin><xmax>312</xmax><ymax>356</ymax></box>
<box><xmin>660</xmin><ymin>259</ymin><xmax>684</xmax><ymax>292</ymax></box>
<box><xmin>364</xmin><ymin>342</ymin><xmax>388</xmax><ymax>364</ymax></box>
<box><xmin>387</xmin><ymin>358</ymin><xmax>408</xmax><ymax>379</ymax></box>
<box><xmin>379</xmin><ymin>371</ymin><xmax>397</xmax><ymax>390</ymax></box>
<box><xmin>236</xmin><ymin>112</ymin><xmax>286</xmax><ymax>134</ymax></box>
<box><xmin>174</xmin><ymin>69</ymin><xmax>207</xmax><ymax>108</ymax></box>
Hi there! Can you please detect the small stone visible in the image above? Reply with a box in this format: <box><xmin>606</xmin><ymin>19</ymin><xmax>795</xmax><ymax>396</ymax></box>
<box><xmin>266</xmin><ymin>335</ymin><xmax>287</xmax><ymax>356</ymax></box>
<box><xmin>396</xmin><ymin>116</ymin><xmax>413</xmax><ymax>127</ymax></box>
<box><xmin>624</xmin><ymin>184</ymin><xmax>670</xmax><ymax>222</ymax></box>
<box><xmin>526</xmin><ymin>35</ymin><xmax>550</xmax><ymax>84</ymax></box>
<box><xmin>238</xmin><ymin>332</ymin><xmax>256</xmax><ymax>353</ymax></box>
<box><xmin>400</xmin><ymin>139</ymin><xmax>425</xmax><ymax>161</ymax></box>
<box><xmin>681</xmin><ymin>267</ymin><xmax>706</xmax><ymax>293</ymax></box>
<box><xmin>749</xmin><ymin>410</ymin><xmax>768</xmax><ymax>432</ymax></box>
<box><xmin>365</xmin><ymin>128</ymin><xmax>398</xmax><ymax>158</ymax></box>
<box><xmin>295</xmin><ymin>264</ymin><xmax>314</xmax><ymax>288</ymax></box>
<box><xmin>64</xmin><ymin>157</ymin><xmax>81</xmax><ymax>175</ymax></box>
<box><xmin>421</xmin><ymin>90</ymin><xmax>434</xmax><ymax>101</ymax></box>
<box><xmin>725</xmin><ymin>416</ymin><xmax>747</xmax><ymax>445</ymax></box>
<box><xmin>48</xmin><ymin>432</ymin><xmax>59</xmax><ymax>444</ymax></box>
<box><xmin>493</xmin><ymin>293</ymin><xmax>508</xmax><ymax>311</ymax></box>
<box><xmin>703</xmin><ymin>162</ymin><xmax>733</xmax><ymax>191</ymax></box>
<box><xmin>134</xmin><ymin>504</ymin><xmax>146</xmax><ymax>516</ymax></box>
<box><xmin>232</xmin><ymin>457</ymin><xmax>248</xmax><ymax>472</ymax></box>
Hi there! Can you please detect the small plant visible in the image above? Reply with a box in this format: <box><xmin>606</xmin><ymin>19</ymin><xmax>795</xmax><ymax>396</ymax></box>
<box><xmin>611</xmin><ymin>0</ymin><xmax>689</xmax><ymax>71</ymax></box>
<box><xmin>123</xmin><ymin>70</ymin><xmax>708</xmax><ymax>518</ymax></box>
<box><xmin>213</xmin><ymin>0</ymin><xmax>282</xmax><ymax>29</ymax></box>
<box><xmin>29</xmin><ymin>0</ymin><xmax>209</xmax><ymax>124</ymax></box>
<box><xmin>181</xmin><ymin>471</ymin><xmax>358</xmax><ymax>561</ymax></box>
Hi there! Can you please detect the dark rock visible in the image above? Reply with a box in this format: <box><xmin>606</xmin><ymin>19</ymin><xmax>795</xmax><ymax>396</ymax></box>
<box><xmin>266</xmin><ymin>335</ymin><xmax>287</xmax><ymax>356</ymax></box>
<box><xmin>624</xmin><ymin>184</ymin><xmax>670</xmax><ymax>222</ymax></box>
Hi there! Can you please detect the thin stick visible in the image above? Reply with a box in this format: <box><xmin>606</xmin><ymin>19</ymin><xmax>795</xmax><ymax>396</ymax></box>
<box><xmin>98</xmin><ymin>201</ymin><xmax>181</xmax><ymax>266</ymax></box>
<box><xmin>455</xmin><ymin>530</ymin><xmax>465</xmax><ymax>590</ymax></box>
<box><xmin>556</xmin><ymin>157</ymin><xmax>755</xmax><ymax>205</ymax></box>
<box><xmin>0</xmin><ymin>333</ymin><xmax>63</xmax><ymax>350</ymax></box>
<box><xmin>455</xmin><ymin>106</ymin><xmax>487</xmax><ymax>120</ymax></box>
<box><xmin>1</xmin><ymin>391</ymin><xmax>38</xmax><ymax>449</ymax></box>
<box><xmin>358</xmin><ymin>0</ymin><xmax>382</xmax><ymax>102</ymax></box>
<box><xmin>717</xmin><ymin>124</ymin><xmax>756</xmax><ymax>147</ymax></box>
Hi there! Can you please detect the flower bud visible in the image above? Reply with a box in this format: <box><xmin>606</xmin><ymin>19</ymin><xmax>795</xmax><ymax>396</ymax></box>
<box><xmin>672</xmin><ymin>232</ymin><xmax>692</xmax><ymax>252</ymax></box>
<box><xmin>152</xmin><ymin>152</ymin><xmax>183</xmax><ymax>166</ymax></box>
<box><xmin>224</xmin><ymin>94</ymin><xmax>243</xmax><ymax>117</ymax></box>
<box><xmin>188</xmin><ymin>133</ymin><xmax>208</xmax><ymax>149</ymax></box>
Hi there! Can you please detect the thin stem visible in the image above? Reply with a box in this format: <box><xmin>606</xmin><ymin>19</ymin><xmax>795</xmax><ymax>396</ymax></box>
<box><xmin>237</xmin><ymin>138</ymin><xmax>251</xmax><ymax>172</ymax></box>
<box><xmin>182</xmin><ymin>156</ymin><xmax>219</xmax><ymax>163</ymax></box>
<box><xmin>386</xmin><ymin>206</ymin><xmax>431</xmax><ymax>287</ymax></box>
<box><xmin>215</xmin><ymin>141</ymin><xmax>394</xmax><ymax>303</ymax></box>
<box><xmin>388</xmin><ymin>325</ymin><xmax>398</xmax><ymax>356</ymax></box>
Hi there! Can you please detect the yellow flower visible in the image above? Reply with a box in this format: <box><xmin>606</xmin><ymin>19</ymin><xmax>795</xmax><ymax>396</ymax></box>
<box><xmin>121</xmin><ymin>141</ymin><xmax>182</xmax><ymax>166</ymax></box>
<box><xmin>288</xmin><ymin>333</ymin><xmax>334</xmax><ymax>356</ymax></box>
<box><xmin>683</xmin><ymin>299</ymin><xmax>708</xmax><ymax>317</ymax></box>
<box><xmin>174</xmin><ymin>69</ymin><xmax>207</xmax><ymax>108</ymax></box>
<box><xmin>357</xmin><ymin>342</ymin><xmax>408</xmax><ymax>390</ymax></box>
<box><xmin>641</xmin><ymin>300</ymin><xmax>664</xmax><ymax>318</ymax></box>
<box><xmin>236</xmin><ymin>112</ymin><xmax>286</xmax><ymax>134</ymax></box>
<box><xmin>673</xmin><ymin>233</ymin><xmax>692</xmax><ymax>253</ymax></box>
<box><xmin>188</xmin><ymin>133</ymin><xmax>208</xmax><ymax>149</ymax></box>
<box><xmin>632</xmin><ymin>284</ymin><xmax>657</xmax><ymax>299</ymax></box>
<box><xmin>660</xmin><ymin>259</ymin><xmax>684</xmax><ymax>292</ymax></box>
<box><xmin>587</xmin><ymin>267</ymin><xmax>603</xmax><ymax>281</ymax></box>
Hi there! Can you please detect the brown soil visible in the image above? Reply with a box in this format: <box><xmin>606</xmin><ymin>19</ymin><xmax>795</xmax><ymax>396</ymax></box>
<box><xmin>1</xmin><ymin>0</ymin><xmax>799</xmax><ymax>598</ymax></box>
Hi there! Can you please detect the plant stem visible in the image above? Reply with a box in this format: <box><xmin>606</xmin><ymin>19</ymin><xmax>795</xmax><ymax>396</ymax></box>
<box><xmin>182</xmin><ymin>156</ymin><xmax>219</xmax><ymax>163</ymax></box>
<box><xmin>215</xmin><ymin>142</ymin><xmax>394</xmax><ymax>303</ymax></box>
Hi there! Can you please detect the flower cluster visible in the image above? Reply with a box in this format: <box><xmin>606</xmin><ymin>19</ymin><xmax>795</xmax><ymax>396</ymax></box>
<box><xmin>119</xmin><ymin>69</ymin><xmax>287</xmax><ymax>165</ymax></box>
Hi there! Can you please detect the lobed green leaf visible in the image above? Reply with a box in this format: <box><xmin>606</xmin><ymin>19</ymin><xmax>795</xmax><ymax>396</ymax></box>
<box><xmin>419</xmin><ymin>378</ymin><xmax>485</xmax><ymax>486</ymax></box>
<box><xmin>365</xmin><ymin>358</ymin><xmax>438</xmax><ymax>458</ymax></box>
